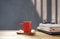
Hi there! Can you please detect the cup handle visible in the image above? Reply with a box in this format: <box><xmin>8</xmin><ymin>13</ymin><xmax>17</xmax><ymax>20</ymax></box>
<box><xmin>19</xmin><ymin>23</ymin><xmax>24</xmax><ymax>30</ymax></box>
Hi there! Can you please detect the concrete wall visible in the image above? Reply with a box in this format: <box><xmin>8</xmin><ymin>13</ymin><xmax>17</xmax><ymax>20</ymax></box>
<box><xmin>0</xmin><ymin>0</ymin><xmax>60</xmax><ymax>30</ymax></box>
<box><xmin>0</xmin><ymin>0</ymin><xmax>40</xmax><ymax>30</ymax></box>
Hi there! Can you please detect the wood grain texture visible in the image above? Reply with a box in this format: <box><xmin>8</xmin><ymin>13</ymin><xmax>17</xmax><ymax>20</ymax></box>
<box><xmin>0</xmin><ymin>30</ymin><xmax>60</xmax><ymax>39</ymax></box>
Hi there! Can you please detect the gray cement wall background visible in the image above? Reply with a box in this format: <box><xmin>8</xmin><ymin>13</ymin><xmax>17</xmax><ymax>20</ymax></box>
<box><xmin>0</xmin><ymin>0</ymin><xmax>40</xmax><ymax>30</ymax></box>
<box><xmin>0</xmin><ymin>0</ymin><xmax>59</xmax><ymax>30</ymax></box>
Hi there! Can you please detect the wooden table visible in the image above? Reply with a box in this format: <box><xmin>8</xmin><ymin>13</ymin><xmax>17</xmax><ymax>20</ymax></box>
<box><xmin>0</xmin><ymin>30</ymin><xmax>60</xmax><ymax>39</ymax></box>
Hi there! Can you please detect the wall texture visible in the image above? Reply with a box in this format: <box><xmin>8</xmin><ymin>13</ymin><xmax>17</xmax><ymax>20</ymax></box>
<box><xmin>0</xmin><ymin>0</ymin><xmax>60</xmax><ymax>30</ymax></box>
<box><xmin>0</xmin><ymin>0</ymin><xmax>40</xmax><ymax>30</ymax></box>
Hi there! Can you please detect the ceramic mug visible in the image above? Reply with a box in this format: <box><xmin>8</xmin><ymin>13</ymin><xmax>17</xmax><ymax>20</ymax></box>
<box><xmin>19</xmin><ymin>21</ymin><xmax>32</xmax><ymax>33</ymax></box>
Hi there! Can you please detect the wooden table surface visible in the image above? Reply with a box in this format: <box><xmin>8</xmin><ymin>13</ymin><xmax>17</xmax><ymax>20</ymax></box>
<box><xmin>0</xmin><ymin>30</ymin><xmax>60</xmax><ymax>39</ymax></box>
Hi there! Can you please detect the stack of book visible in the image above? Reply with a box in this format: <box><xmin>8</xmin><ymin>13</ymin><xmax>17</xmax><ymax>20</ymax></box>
<box><xmin>37</xmin><ymin>23</ymin><xmax>60</xmax><ymax>35</ymax></box>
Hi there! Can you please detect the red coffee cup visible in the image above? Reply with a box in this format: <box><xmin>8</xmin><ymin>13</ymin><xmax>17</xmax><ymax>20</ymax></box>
<box><xmin>23</xmin><ymin>21</ymin><xmax>32</xmax><ymax>33</ymax></box>
<box><xmin>19</xmin><ymin>21</ymin><xmax>32</xmax><ymax>33</ymax></box>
